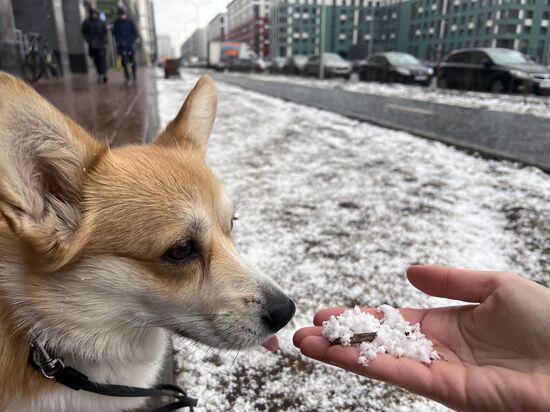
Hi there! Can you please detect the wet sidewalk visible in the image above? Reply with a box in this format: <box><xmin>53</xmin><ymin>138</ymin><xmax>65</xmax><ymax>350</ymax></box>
<box><xmin>34</xmin><ymin>68</ymin><xmax>160</xmax><ymax>146</ymax></box>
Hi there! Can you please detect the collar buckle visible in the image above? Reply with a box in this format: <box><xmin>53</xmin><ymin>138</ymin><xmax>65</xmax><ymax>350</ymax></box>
<box><xmin>30</xmin><ymin>341</ymin><xmax>65</xmax><ymax>379</ymax></box>
<box><xmin>38</xmin><ymin>357</ymin><xmax>65</xmax><ymax>379</ymax></box>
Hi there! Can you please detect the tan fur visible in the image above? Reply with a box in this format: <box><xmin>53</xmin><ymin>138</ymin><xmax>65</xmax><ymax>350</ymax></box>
<box><xmin>0</xmin><ymin>229</ymin><xmax>56</xmax><ymax>400</ymax></box>
<box><xmin>0</xmin><ymin>72</ymin><xmax>292</xmax><ymax>411</ymax></box>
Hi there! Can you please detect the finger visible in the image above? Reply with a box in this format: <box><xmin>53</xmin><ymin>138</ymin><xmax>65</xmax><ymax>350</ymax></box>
<box><xmin>407</xmin><ymin>265</ymin><xmax>507</xmax><ymax>303</ymax></box>
<box><xmin>324</xmin><ymin>345</ymin><xmax>467</xmax><ymax>406</ymax></box>
<box><xmin>301</xmin><ymin>341</ymin><xmax>437</xmax><ymax>394</ymax></box>
<box><xmin>293</xmin><ymin>326</ymin><xmax>322</xmax><ymax>347</ymax></box>
<box><xmin>297</xmin><ymin>331</ymin><xmax>469</xmax><ymax>408</ymax></box>
<box><xmin>313</xmin><ymin>307</ymin><xmax>382</xmax><ymax>326</ymax></box>
<box><xmin>299</xmin><ymin>335</ymin><xmax>332</xmax><ymax>362</ymax></box>
<box><xmin>326</xmin><ymin>345</ymin><xmax>431</xmax><ymax>387</ymax></box>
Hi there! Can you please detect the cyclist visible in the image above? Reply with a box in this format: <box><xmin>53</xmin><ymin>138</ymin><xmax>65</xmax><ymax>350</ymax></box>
<box><xmin>113</xmin><ymin>7</ymin><xmax>139</xmax><ymax>86</ymax></box>
<box><xmin>82</xmin><ymin>6</ymin><xmax>108</xmax><ymax>84</ymax></box>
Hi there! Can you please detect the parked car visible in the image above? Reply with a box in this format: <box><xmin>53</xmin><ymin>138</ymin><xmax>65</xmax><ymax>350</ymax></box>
<box><xmin>303</xmin><ymin>53</ymin><xmax>352</xmax><ymax>79</ymax></box>
<box><xmin>437</xmin><ymin>48</ymin><xmax>550</xmax><ymax>95</ymax></box>
<box><xmin>224</xmin><ymin>57</ymin><xmax>267</xmax><ymax>73</ymax></box>
<box><xmin>420</xmin><ymin>59</ymin><xmax>438</xmax><ymax>75</ymax></box>
<box><xmin>285</xmin><ymin>55</ymin><xmax>308</xmax><ymax>75</ymax></box>
<box><xmin>358</xmin><ymin>52</ymin><xmax>432</xmax><ymax>85</ymax></box>
<box><xmin>268</xmin><ymin>57</ymin><xmax>287</xmax><ymax>74</ymax></box>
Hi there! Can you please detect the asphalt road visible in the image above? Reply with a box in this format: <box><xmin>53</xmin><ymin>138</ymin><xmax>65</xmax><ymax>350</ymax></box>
<box><xmin>212</xmin><ymin>73</ymin><xmax>550</xmax><ymax>172</ymax></box>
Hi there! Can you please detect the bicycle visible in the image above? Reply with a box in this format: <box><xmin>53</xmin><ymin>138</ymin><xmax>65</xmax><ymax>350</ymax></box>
<box><xmin>21</xmin><ymin>33</ymin><xmax>62</xmax><ymax>83</ymax></box>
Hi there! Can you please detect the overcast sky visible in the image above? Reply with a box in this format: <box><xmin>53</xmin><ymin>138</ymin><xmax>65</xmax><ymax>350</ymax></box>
<box><xmin>151</xmin><ymin>0</ymin><xmax>228</xmax><ymax>52</ymax></box>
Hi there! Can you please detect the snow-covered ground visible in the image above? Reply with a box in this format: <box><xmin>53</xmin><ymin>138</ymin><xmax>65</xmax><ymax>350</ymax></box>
<box><xmin>156</xmin><ymin>72</ymin><xmax>550</xmax><ymax>411</ymax></box>
<box><xmin>222</xmin><ymin>71</ymin><xmax>550</xmax><ymax>118</ymax></box>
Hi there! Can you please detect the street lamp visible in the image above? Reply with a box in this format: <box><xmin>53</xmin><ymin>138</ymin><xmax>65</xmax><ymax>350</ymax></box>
<box><xmin>180</xmin><ymin>0</ymin><xmax>212</xmax><ymax>60</ymax></box>
<box><xmin>319</xmin><ymin>0</ymin><xmax>325</xmax><ymax>79</ymax></box>
<box><xmin>182</xmin><ymin>1</ymin><xmax>212</xmax><ymax>41</ymax></box>
<box><xmin>367</xmin><ymin>14</ymin><xmax>374</xmax><ymax>56</ymax></box>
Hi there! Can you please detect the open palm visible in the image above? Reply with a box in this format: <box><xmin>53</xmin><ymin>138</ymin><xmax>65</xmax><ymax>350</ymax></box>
<box><xmin>294</xmin><ymin>266</ymin><xmax>550</xmax><ymax>411</ymax></box>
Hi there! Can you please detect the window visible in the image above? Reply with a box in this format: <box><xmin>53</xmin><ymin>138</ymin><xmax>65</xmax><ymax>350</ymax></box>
<box><xmin>501</xmin><ymin>9</ymin><xmax>520</xmax><ymax>19</ymax></box>
<box><xmin>520</xmin><ymin>39</ymin><xmax>529</xmax><ymax>53</ymax></box>
<box><xmin>498</xmin><ymin>24</ymin><xmax>517</xmax><ymax>34</ymax></box>
<box><xmin>447</xmin><ymin>52</ymin><xmax>469</xmax><ymax>63</ymax></box>
<box><xmin>469</xmin><ymin>51</ymin><xmax>487</xmax><ymax>64</ymax></box>
<box><xmin>486</xmin><ymin>49</ymin><xmax>529</xmax><ymax>64</ymax></box>
<box><xmin>368</xmin><ymin>55</ymin><xmax>385</xmax><ymax>65</ymax></box>
<box><xmin>495</xmin><ymin>38</ymin><xmax>515</xmax><ymax>49</ymax></box>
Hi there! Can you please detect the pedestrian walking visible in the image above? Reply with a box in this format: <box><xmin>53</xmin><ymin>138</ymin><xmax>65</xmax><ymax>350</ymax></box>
<box><xmin>113</xmin><ymin>7</ymin><xmax>139</xmax><ymax>86</ymax></box>
<box><xmin>82</xmin><ymin>6</ymin><xmax>108</xmax><ymax>84</ymax></box>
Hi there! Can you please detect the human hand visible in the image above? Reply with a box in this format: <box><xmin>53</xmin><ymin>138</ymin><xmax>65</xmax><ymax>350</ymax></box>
<box><xmin>294</xmin><ymin>265</ymin><xmax>550</xmax><ymax>411</ymax></box>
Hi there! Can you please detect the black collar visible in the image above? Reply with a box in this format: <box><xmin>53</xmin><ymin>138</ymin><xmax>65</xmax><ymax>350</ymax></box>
<box><xmin>29</xmin><ymin>341</ymin><xmax>197</xmax><ymax>412</ymax></box>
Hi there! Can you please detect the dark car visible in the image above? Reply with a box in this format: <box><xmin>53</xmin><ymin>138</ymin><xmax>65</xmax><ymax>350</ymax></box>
<box><xmin>437</xmin><ymin>48</ymin><xmax>550</xmax><ymax>95</ymax></box>
<box><xmin>303</xmin><ymin>53</ymin><xmax>352</xmax><ymax>79</ymax></box>
<box><xmin>420</xmin><ymin>58</ymin><xmax>438</xmax><ymax>75</ymax></box>
<box><xmin>225</xmin><ymin>57</ymin><xmax>266</xmax><ymax>73</ymax></box>
<box><xmin>285</xmin><ymin>55</ymin><xmax>308</xmax><ymax>75</ymax></box>
<box><xmin>358</xmin><ymin>52</ymin><xmax>432</xmax><ymax>85</ymax></box>
<box><xmin>268</xmin><ymin>57</ymin><xmax>287</xmax><ymax>74</ymax></box>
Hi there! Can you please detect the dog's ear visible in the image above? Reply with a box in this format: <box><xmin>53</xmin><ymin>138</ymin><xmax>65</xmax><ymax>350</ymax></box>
<box><xmin>155</xmin><ymin>75</ymin><xmax>217</xmax><ymax>152</ymax></box>
<box><xmin>0</xmin><ymin>73</ymin><xmax>106</xmax><ymax>267</ymax></box>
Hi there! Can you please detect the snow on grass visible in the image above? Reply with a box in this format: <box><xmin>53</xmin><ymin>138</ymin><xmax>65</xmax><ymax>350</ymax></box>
<box><xmin>156</xmin><ymin>72</ymin><xmax>550</xmax><ymax>411</ymax></box>
<box><xmin>224</xmin><ymin>71</ymin><xmax>550</xmax><ymax>118</ymax></box>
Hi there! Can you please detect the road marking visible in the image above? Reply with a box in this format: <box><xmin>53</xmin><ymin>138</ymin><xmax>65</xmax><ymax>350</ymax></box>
<box><xmin>386</xmin><ymin>103</ymin><xmax>434</xmax><ymax>116</ymax></box>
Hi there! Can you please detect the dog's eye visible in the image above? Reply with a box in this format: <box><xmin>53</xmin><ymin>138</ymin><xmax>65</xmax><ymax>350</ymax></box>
<box><xmin>231</xmin><ymin>216</ymin><xmax>238</xmax><ymax>231</ymax></box>
<box><xmin>163</xmin><ymin>241</ymin><xmax>196</xmax><ymax>264</ymax></box>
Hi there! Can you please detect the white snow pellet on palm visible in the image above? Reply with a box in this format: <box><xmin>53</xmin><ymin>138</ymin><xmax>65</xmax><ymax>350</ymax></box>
<box><xmin>322</xmin><ymin>305</ymin><xmax>439</xmax><ymax>365</ymax></box>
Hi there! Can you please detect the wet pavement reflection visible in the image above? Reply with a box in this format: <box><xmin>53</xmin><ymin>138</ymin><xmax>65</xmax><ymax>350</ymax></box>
<box><xmin>34</xmin><ymin>68</ymin><xmax>159</xmax><ymax>146</ymax></box>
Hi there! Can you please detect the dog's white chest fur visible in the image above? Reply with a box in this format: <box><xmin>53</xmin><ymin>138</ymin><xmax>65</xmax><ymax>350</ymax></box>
<box><xmin>18</xmin><ymin>329</ymin><xmax>168</xmax><ymax>412</ymax></box>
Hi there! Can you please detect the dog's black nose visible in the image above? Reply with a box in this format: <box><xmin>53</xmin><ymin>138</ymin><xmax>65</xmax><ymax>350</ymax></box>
<box><xmin>263</xmin><ymin>294</ymin><xmax>296</xmax><ymax>333</ymax></box>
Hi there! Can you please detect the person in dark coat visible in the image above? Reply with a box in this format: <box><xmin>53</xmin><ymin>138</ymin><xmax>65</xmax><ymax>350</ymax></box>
<box><xmin>82</xmin><ymin>7</ymin><xmax>108</xmax><ymax>83</ymax></box>
<box><xmin>113</xmin><ymin>7</ymin><xmax>139</xmax><ymax>85</ymax></box>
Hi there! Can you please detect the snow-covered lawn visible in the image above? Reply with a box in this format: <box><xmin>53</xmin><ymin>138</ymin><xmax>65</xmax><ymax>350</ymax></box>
<box><xmin>156</xmin><ymin>72</ymin><xmax>550</xmax><ymax>411</ymax></box>
<box><xmin>223</xmin><ymin>71</ymin><xmax>550</xmax><ymax>118</ymax></box>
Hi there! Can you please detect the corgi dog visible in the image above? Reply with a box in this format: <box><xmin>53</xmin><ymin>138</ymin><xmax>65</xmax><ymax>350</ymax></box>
<box><xmin>0</xmin><ymin>72</ymin><xmax>295</xmax><ymax>412</ymax></box>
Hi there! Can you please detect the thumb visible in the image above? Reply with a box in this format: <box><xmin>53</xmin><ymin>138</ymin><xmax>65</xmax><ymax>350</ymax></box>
<box><xmin>407</xmin><ymin>265</ymin><xmax>508</xmax><ymax>303</ymax></box>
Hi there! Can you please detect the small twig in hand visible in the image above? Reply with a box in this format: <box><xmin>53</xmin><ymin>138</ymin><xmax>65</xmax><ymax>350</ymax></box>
<box><xmin>332</xmin><ymin>332</ymin><xmax>377</xmax><ymax>345</ymax></box>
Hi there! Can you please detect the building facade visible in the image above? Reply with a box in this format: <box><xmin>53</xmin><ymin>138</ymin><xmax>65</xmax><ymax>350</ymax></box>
<box><xmin>227</xmin><ymin>0</ymin><xmax>271</xmax><ymax>57</ymax></box>
<box><xmin>139</xmin><ymin>0</ymin><xmax>157</xmax><ymax>63</ymax></box>
<box><xmin>180</xmin><ymin>28</ymin><xmax>207</xmax><ymax>61</ymax></box>
<box><xmin>208</xmin><ymin>13</ymin><xmax>228</xmax><ymax>43</ymax></box>
<box><xmin>271</xmin><ymin>0</ymin><xmax>550</xmax><ymax>64</ymax></box>
<box><xmin>0</xmin><ymin>0</ymin><xmax>89</xmax><ymax>74</ymax></box>
<box><xmin>270</xmin><ymin>0</ymin><xmax>401</xmax><ymax>59</ymax></box>
<box><xmin>157</xmin><ymin>34</ymin><xmax>175</xmax><ymax>60</ymax></box>
<box><xmin>406</xmin><ymin>0</ymin><xmax>550</xmax><ymax>63</ymax></box>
